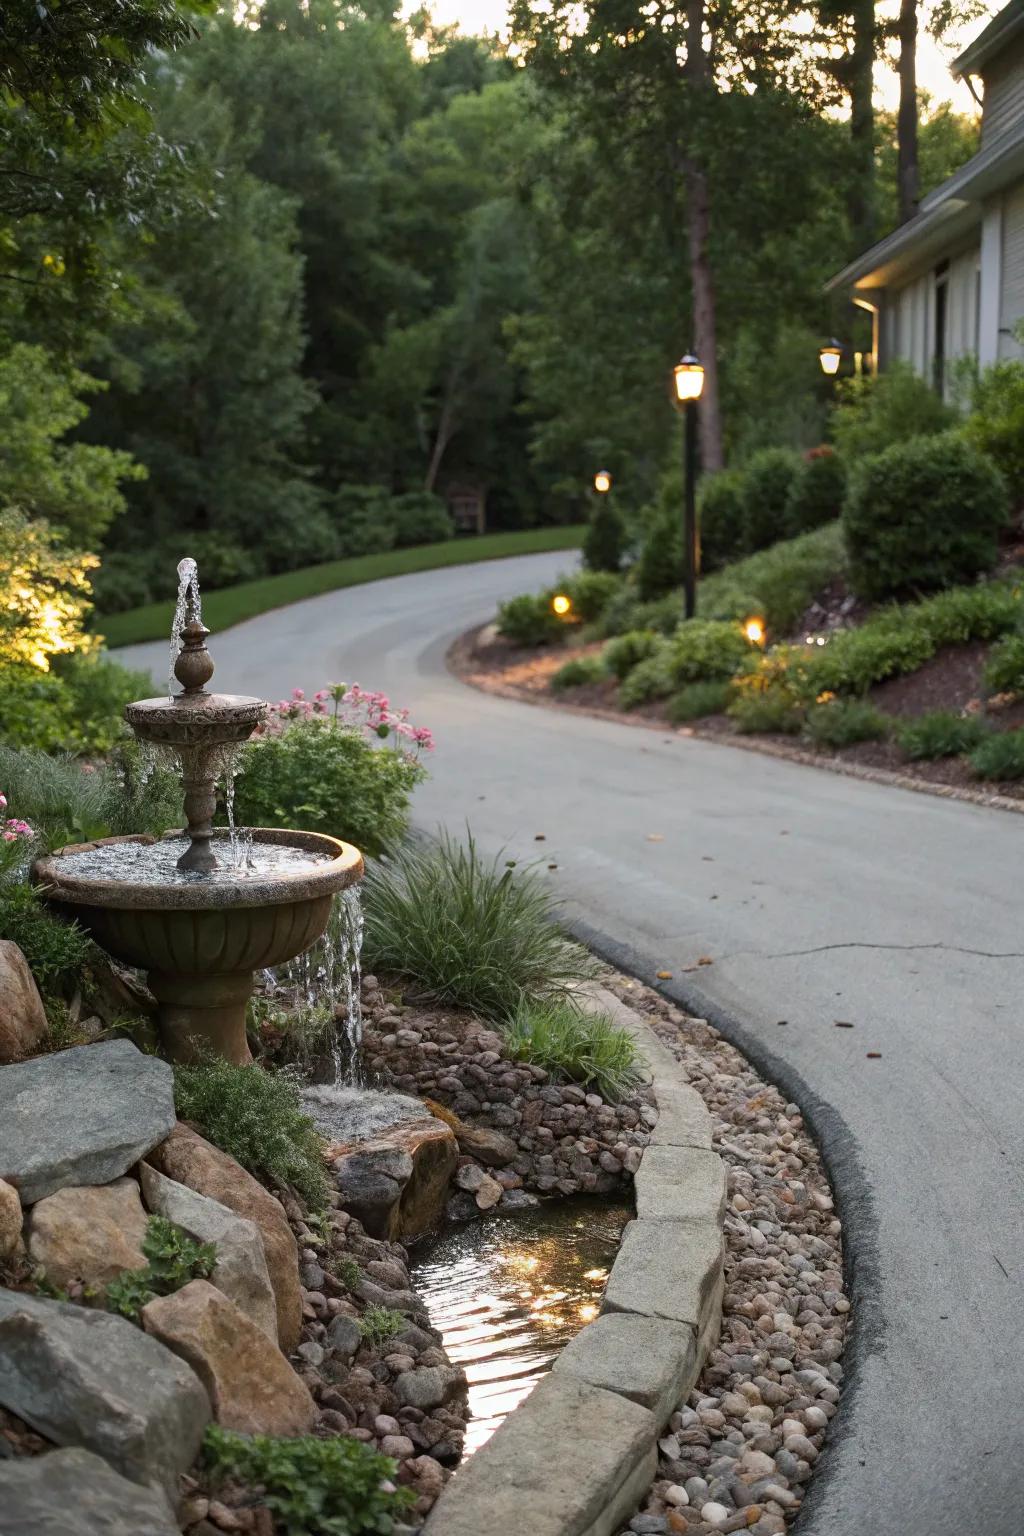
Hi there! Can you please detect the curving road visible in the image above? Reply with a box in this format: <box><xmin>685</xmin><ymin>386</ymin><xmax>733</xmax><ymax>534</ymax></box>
<box><xmin>120</xmin><ymin>551</ymin><xmax>1024</xmax><ymax>1536</ymax></box>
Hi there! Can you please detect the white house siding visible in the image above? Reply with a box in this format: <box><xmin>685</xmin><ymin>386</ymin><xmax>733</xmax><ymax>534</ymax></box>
<box><xmin>946</xmin><ymin>246</ymin><xmax>981</xmax><ymax>366</ymax></box>
<box><xmin>981</xmin><ymin>38</ymin><xmax>1024</xmax><ymax>146</ymax></box>
<box><xmin>888</xmin><ymin>271</ymin><xmax>932</xmax><ymax>374</ymax></box>
<box><xmin>998</xmin><ymin>182</ymin><xmax>1024</xmax><ymax>358</ymax></box>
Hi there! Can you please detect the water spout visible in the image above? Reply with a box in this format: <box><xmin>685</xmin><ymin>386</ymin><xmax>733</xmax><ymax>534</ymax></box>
<box><xmin>169</xmin><ymin>556</ymin><xmax>201</xmax><ymax>700</ymax></box>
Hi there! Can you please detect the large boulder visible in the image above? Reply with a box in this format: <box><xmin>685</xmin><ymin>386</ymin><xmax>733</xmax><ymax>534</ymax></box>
<box><xmin>25</xmin><ymin>1179</ymin><xmax>149</xmax><ymax>1291</ymax></box>
<box><xmin>449</xmin><ymin>1119</ymin><xmax>518</xmax><ymax>1169</ymax></box>
<box><xmin>139</xmin><ymin>1163</ymin><xmax>277</xmax><ymax>1342</ymax></box>
<box><xmin>0</xmin><ymin>1177</ymin><xmax>22</xmax><ymax>1260</ymax></box>
<box><xmin>329</xmin><ymin>1118</ymin><xmax>458</xmax><ymax>1240</ymax></box>
<box><xmin>0</xmin><ymin>1287</ymin><xmax>210</xmax><ymax>1500</ymax></box>
<box><xmin>0</xmin><ymin>1040</ymin><xmax>176</xmax><ymax>1205</ymax></box>
<box><xmin>142</xmin><ymin>1279</ymin><xmax>316</xmax><ymax>1437</ymax></box>
<box><xmin>0</xmin><ymin>940</ymin><xmax>48</xmax><ymax>1063</ymax></box>
<box><xmin>0</xmin><ymin>1448</ymin><xmax>181</xmax><ymax>1536</ymax></box>
<box><xmin>145</xmin><ymin>1123</ymin><xmax>302</xmax><ymax>1352</ymax></box>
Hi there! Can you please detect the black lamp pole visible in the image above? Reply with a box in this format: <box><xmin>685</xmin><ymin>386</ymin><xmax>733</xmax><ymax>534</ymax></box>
<box><xmin>683</xmin><ymin>399</ymin><xmax>698</xmax><ymax>621</ymax></box>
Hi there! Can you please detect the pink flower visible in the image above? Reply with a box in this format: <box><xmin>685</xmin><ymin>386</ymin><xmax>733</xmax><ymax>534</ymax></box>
<box><xmin>413</xmin><ymin>727</ymin><xmax>435</xmax><ymax>750</ymax></box>
<box><xmin>0</xmin><ymin>794</ymin><xmax>6</xmax><ymax>810</ymax></box>
<box><xmin>291</xmin><ymin>688</ymin><xmax>305</xmax><ymax>701</ymax></box>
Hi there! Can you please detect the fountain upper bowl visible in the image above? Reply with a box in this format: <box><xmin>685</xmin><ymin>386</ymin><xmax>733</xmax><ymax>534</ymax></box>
<box><xmin>32</xmin><ymin>828</ymin><xmax>363</xmax><ymax>911</ymax></box>
<box><xmin>125</xmin><ymin>691</ymin><xmax>268</xmax><ymax>749</ymax></box>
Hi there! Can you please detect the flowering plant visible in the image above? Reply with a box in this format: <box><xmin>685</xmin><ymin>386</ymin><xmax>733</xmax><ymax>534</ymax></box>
<box><xmin>235</xmin><ymin>685</ymin><xmax>432</xmax><ymax>857</ymax></box>
<box><xmin>0</xmin><ymin>792</ymin><xmax>35</xmax><ymax>877</ymax></box>
<box><xmin>261</xmin><ymin>684</ymin><xmax>435</xmax><ymax>756</ymax></box>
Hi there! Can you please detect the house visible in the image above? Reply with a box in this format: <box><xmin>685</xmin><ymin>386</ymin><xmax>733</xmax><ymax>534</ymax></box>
<box><xmin>827</xmin><ymin>0</ymin><xmax>1024</xmax><ymax>395</ymax></box>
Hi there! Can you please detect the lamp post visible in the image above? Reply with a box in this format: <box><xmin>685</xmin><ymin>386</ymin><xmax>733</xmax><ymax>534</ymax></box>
<box><xmin>818</xmin><ymin>339</ymin><xmax>843</xmax><ymax>378</ymax></box>
<box><xmin>593</xmin><ymin>469</ymin><xmax>612</xmax><ymax>494</ymax></box>
<box><xmin>672</xmin><ymin>354</ymin><xmax>704</xmax><ymax>621</ymax></box>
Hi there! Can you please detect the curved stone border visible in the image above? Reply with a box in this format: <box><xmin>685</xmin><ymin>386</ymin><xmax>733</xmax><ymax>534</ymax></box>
<box><xmin>423</xmin><ymin>986</ymin><xmax>726</xmax><ymax>1536</ymax></box>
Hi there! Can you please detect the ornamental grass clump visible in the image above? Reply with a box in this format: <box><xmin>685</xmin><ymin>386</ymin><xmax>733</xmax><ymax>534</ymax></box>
<box><xmin>501</xmin><ymin>998</ymin><xmax>645</xmax><ymax>1103</ymax></box>
<box><xmin>897</xmin><ymin>711</ymin><xmax>990</xmax><ymax>761</ymax></box>
<box><xmin>361</xmin><ymin>833</ymin><xmax>596</xmax><ymax>1021</ymax></box>
<box><xmin>172</xmin><ymin>1057</ymin><xmax>329</xmax><ymax>1210</ymax></box>
<box><xmin>969</xmin><ymin>728</ymin><xmax>1024</xmax><ymax>781</ymax></box>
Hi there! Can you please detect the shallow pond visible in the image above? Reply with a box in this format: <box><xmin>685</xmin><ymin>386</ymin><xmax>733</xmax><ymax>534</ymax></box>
<box><xmin>409</xmin><ymin>1195</ymin><xmax>633</xmax><ymax>1454</ymax></box>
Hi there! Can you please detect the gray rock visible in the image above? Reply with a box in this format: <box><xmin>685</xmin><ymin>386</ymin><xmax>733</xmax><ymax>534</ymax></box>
<box><xmin>394</xmin><ymin>1366</ymin><xmax>464</xmax><ymax>1411</ymax></box>
<box><xmin>630</xmin><ymin>1519</ymin><xmax>669</xmax><ymax>1534</ymax></box>
<box><xmin>138</xmin><ymin>1163</ymin><xmax>277</xmax><ymax>1342</ymax></box>
<box><xmin>0</xmin><ymin>1041</ymin><xmax>175</xmax><ymax>1204</ymax></box>
<box><xmin>327</xmin><ymin>1313</ymin><xmax>362</xmax><ymax>1360</ymax></box>
<box><xmin>0</xmin><ymin>1288</ymin><xmax>209</xmax><ymax>1499</ymax></box>
<box><xmin>0</xmin><ymin>1447</ymin><xmax>181</xmax><ymax>1535</ymax></box>
<box><xmin>498</xmin><ymin>1188</ymin><xmax>540</xmax><ymax>1211</ymax></box>
<box><xmin>395</xmin><ymin>1322</ymin><xmax>438</xmax><ymax>1353</ymax></box>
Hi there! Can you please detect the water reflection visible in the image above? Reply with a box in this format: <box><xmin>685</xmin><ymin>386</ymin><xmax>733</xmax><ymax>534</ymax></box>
<box><xmin>409</xmin><ymin>1196</ymin><xmax>632</xmax><ymax>1455</ymax></box>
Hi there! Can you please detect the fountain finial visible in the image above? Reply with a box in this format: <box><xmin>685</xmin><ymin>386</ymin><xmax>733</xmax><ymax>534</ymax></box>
<box><xmin>174</xmin><ymin>618</ymin><xmax>215</xmax><ymax>696</ymax></box>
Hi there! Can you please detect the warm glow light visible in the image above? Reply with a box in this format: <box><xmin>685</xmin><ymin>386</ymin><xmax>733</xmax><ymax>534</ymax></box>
<box><xmin>594</xmin><ymin>470</ymin><xmax>612</xmax><ymax>494</ymax></box>
<box><xmin>673</xmin><ymin>353</ymin><xmax>704</xmax><ymax>402</ymax></box>
<box><xmin>552</xmin><ymin>593</ymin><xmax>572</xmax><ymax>617</ymax></box>
<box><xmin>819</xmin><ymin>340</ymin><xmax>843</xmax><ymax>377</ymax></box>
<box><xmin>744</xmin><ymin>617</ymin><xmax>766</xmax><ymax>646</ymax></box>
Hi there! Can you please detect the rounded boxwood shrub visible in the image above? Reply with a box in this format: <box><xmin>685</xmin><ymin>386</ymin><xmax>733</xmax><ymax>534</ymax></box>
<box><xmin>635</xmin><ymin>508</ymin><xmax>683</xmax><ymax>600</ymax></box>
<box><xmin>698</xmin><ymin>469</ymin><xmax>747</xmax><ymax>571</ymax></box>
<box><xmin>965</xmin><ymin>359</ymin><xmax>1024</xmax><ymax>503</ymax></box>
<box><xmin>740</xmin><ymin>448</ymin><xmax>801</xmax><ymax>554</ymax></box>
<box><xmin>786</xmin><ymin>448</ymin><xmax>845</xmax><ymax>536</ymax></box>
<box><xmin>602</xmin><ymin>629</ymin><xmax>661</xmax><ymax>680</ymax></box>
<box><xmin>567</xmin><ymin>570</ymin><xmax>621</xmax><ymax>623</ymax></box>
<box><xmin>389</xmin><ymin>492</ymin><xmax>453</xmax><ymax>548</ymax></box>
<box><xmin>496</xmin><ymin>592</ymin><xmax>566</xmax><ymax>646</ymax></box>
<box><xmin>983</xmin><ymin>633</ymin><xmax>1024</xmax><ymax>696</ymax></box>
<box><xmin>843</xmin><ymin>432</ymin><xmax>1010</xmax><ymax>602</ymax></box>
<box><xmin>582</xmin><ymin>498</ymin><xmax>627</xmax><ymax>573</ymax></box>
<box><xmin>664</xmin><ymin>619</ymin><xmax>754</xmax><ymax>687</ymax></box>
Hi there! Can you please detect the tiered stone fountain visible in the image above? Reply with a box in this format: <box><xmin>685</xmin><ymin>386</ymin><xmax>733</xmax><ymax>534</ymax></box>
<box><xmin>33</xmin><ymin>581</ymin><xmax>363</xmax><ymax>1065</ymax></box>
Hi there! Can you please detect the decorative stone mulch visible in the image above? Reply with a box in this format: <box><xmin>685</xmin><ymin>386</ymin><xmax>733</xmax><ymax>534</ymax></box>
<box><xmin>601</xmin><ymin>974</ymin><xmax>848</xmax><ymax>1536</ymax></box>
<box><xmin>361</xmin><ymin>976</ymin><xmax>655</xmax><ymax>1209</ymax></box>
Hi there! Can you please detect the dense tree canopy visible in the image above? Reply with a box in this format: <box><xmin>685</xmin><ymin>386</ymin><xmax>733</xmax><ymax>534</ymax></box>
<box><xmin>0</xmin><ymin>0</ymin><xmax>987</xmax><ymax>610</ymax></box>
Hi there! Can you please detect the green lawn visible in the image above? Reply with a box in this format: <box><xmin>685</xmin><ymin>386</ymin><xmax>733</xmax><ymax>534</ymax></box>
<box><xmin>100</xmin><ymin>526</ymin><xmax>585</xmax><ymax>648</ymax></box>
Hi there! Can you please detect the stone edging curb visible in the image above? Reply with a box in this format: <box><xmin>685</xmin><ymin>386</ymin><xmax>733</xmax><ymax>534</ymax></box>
<box><xmin>423</xmin><ymin>986</ymin><xmax>726</xmax><ymax>1536</ymax></box>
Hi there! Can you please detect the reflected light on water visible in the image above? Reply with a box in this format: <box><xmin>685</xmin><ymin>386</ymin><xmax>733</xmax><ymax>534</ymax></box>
<box><xmin>409</xmin><ymin>1196</ymin><xmax>632</xmax><ymax>1455</ymax></box>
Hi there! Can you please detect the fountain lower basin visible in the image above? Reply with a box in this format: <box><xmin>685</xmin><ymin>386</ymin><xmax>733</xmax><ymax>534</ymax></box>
<box><xmin>33</xmin><ymin>829</ymin><xmax>363</xmax><ymax>1065</ymax></box>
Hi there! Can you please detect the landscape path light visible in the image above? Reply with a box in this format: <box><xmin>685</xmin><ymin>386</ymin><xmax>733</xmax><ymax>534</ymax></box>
<box><xmin>593</xmin><ymin>469</ymin><xmax>612</xmax><ymax>494</ymax></box>
<box><xmin>672</xmin><ymin>354</ymin><xmax>704</xmax><ymax>621</ymax></box>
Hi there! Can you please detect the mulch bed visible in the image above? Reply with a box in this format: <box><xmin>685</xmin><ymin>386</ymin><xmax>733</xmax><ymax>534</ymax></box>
<box><xmin>450</xmin><ymin>627</ymin><xmax>1024</xmax><ymax>808</ymax></box>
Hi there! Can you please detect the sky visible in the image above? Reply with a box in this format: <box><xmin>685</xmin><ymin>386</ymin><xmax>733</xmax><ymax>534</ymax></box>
<box><xmin>412</xmin><ymin>0</ymin><xmax>992</xmax><ymax>116</ymax></box>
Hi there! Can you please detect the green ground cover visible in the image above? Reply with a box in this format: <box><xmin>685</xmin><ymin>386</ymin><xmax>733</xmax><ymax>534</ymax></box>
<box><xmin>101</xmin><ymin>527</ymin><xmax>585</xmax><ymax>648</ymax></box>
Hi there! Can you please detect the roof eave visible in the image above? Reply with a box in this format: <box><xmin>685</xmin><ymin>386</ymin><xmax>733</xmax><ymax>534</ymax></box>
<box><xmin>952</xmin><ymin>2</ymin><xmax>1024</xmax><ymax>79</ymax></box>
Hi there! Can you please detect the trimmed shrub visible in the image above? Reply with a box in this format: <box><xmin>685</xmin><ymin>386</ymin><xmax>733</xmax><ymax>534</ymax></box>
<box><xmin>496</xmin><ymin>592</ymin><xmax>566</xmax><ymax>646</ymax></box>
<box><xmin>603</xmin><ymin>630</ymin><xmax>661</xmax><ymax>680</ymax></box>
<box><xmin>666</xmin><ymin>681</ymin><xmax>732</xmax><ymax>723</ymax></box>
<box><xmin>361</xmin><ymin>833</ymin><xmax>596</xmax><ymax>1020</ymax></box>
<box><xmin>502</xmin><ymin>998</ymin><xmax>644</xmax><ymax>1102</ymax></box>
<box><xmin>727</xmin><ymin>650</ymin><xmax>806</xmax><ymax>734</ymax></box>
<box><xmin>843</xmin><ymin>433</ymin><xmax>1009</xmax><ymax>602</ymax></box>
<box><xmin>582</xmin><ymin>498</ymin><xmax>627</xmax><ymax>573</ymax></box>
<box><xmin>173</xmin><ymin>1058</ymin><xmax>329</xmax><ymax>1209</ymax></box>
<box><xmin>830</xmin><ymin>361</ymin><xmax>955</xmax><ymax>461</ymax></box>
<box><xmin>635</xmin><ymin>508</ymin><xmax>682</xmax><ymax>600</ymax></box>
<box><xmin>969</xmin><ymin>728</ymin><xmax>1024</xmax><ymax>781</ymax></box>
<box><xmin>700</xmin><ymin>523</ymin><xmax>844</xmax><ymax>636</ymax></box>
<box><xmin>551</xmin><ymin>655</ymin><xmax>606</xmax><ymax>692</ymax></box>
<box><xmin>740</xmin><ymin>448</ymin><xmax>801</xmax><ymax>554</ymax></box>
<box><xmin>965</xmin><ymin>357</ymin><xmax>1024</xmax><ymax>503</ymax></box>
<box><xmin>389</xmin><ymin>492</ymin><xmax>453</xmax><ymax>548</ymax></box>
<box><xmin>897</xmin><ymin>711</ymin><xmax>989</xmax><ymax>760</ymax></box>
<box><xmin>617</xmin><ymin>650</ymin><xmax>673</xmax><ymax>708</ymax></box>
<box><xmin>566</xmin><ymin>570</ymin><xmax>621</xmax><ymax>623</ymax></box>
<box><xmin>786</xmin><ymin>448</ymin><xmax>846</xmax><ymax>536</ymax></box>
<box><xmin>803</xmin><ymin>697</ymin><xmax>888</xmax><ymax>748</ymax></box>
<box><xmin>663</xmin><ymin>619</ymin><xmax>754</xmax><ymax>687</ymax></box>
<box><xmin>983</xmin><ymin>634</ymin><xmax>1024</xmax><ymax>695</ymax></box>
<box><xmin>698</xmin><ymin>469</ymin><xmax>747</xmax><ymax>571</ymax></box>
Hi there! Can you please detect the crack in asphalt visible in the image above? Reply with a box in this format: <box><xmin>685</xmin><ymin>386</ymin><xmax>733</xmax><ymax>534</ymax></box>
<box><xmin>750</xmin><ymin>940</ymin><xmax>1024</xmax><ymax>961</ymax></box>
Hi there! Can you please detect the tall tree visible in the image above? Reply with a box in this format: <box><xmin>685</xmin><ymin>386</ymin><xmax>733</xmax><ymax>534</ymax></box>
<box><xmin>897</xmin><ymin>0</ymin><xmax>920</xmax><ymax>222</ymax></box>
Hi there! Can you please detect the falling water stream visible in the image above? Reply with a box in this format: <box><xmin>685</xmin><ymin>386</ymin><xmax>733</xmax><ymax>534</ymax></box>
<box><xmin>168</xmin><ymin>556</ymin><xmax>201</xmax><ymax>699</ymax></box>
